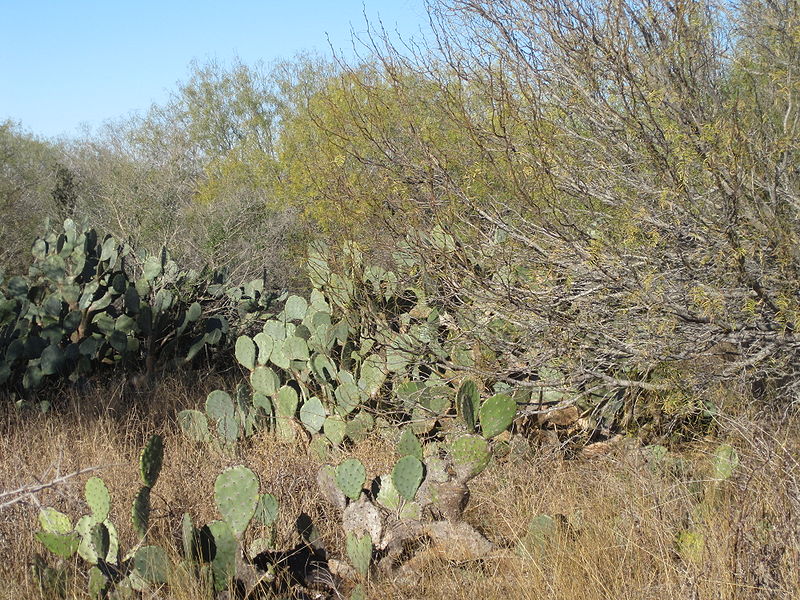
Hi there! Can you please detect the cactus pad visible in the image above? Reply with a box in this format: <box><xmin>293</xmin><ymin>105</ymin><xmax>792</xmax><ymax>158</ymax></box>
<box><xmin>132</xmin><ymin>486</ymin><xmax>151</xmax><ymax>538</ymax></box>
<box><xmin>235</xmin><ymin>335</ymin><xmax>257</xmax><ymax>371</ymax></box>
<box><xmin>139</xmin><ymin>435</ymin><xmax>163</xmax><ymax>488</ymax></box>
<box><xmin>399</xmin><ymin>501</ymin><xmax>422</xmax><ymax>521</ymax></box>
<box><xmin>181</xmin><ymin>513</ymin><xmax>196</xmax><ymax>561</ymax></box>
<box><xmin>205</xmin><ymin>390</ymin><xmax>234</xmax><ymax>421</ymax></box>
<box><xmin>517</xmin><ymin>514</ymin><xmax>557</xmax><ymax>556</ymax></box>
<box><xmin>250</xmin><ymin>366</ymin><xmax>279</xmax><ymax>396</ymax></box>
<box><xmin>300</xmin><ymin>396</ymin><xmax>326</xmax><ymax>433</ymax></box>
<box><xmin>457</xmin><ymin>379</ymin><xmax>480</xmax><ymax>432</ymax></box>
<box><xmin>284</xmin><ymin>294</ymin><xmax>308</xmax><ymax>320</ymax></box>
<box><xmin>478</xmin><ymin>393</ymin><xmax>516</xmax><ymax>438</ymax></box>
<box><xmin>90</xmin><ymin>522</ymin><xmax>110</xmax><ymax>560</ymax></box>
<box><xmin>324</xmin><ymin>416</ymin><xmax>347</xmax><ymax>446</ymax></box>
<box><xmin>85</xmin><ymin>477</ymin><xmax>110</xmax><ymax>523</ymax></box>
<box><xmin>253</xmin><ymin>332</ymin><xmax>274</xmax><ymax>365</ymax></box>
<box><xmin>275</xmin><ymin>385</ymin><xmax>299</xmax><ymax>417</ymax></box>
<box><xmin>35</xmin><ymin>531</ymin><xmax>80</xmax><ymax>558</ymax></box>
<box><xmin>712</xmin><ymin>444</ymin><xmax>739</xmax><ymax>480</ymax></box>
<box><xmin>397</xmin><ymin>429</ymin><xmax>423</xmax><ymax>460</ymax></box>
<box><xmin>254</xmin><ymin>493</ymin><xmax>279</xmax><ymax>526</ymax></box>
<box><xmin>345</xmin><ymin>411</ymin><xmax>375</xmax><ymax>443</ymax></box>
<box><xmin>376</xmin><ymin>474</ymin><xmax>401</xmax><ymax>510</ymax></box>
<box><xmin>133</xmin><ymin>545</ymin><xmax>169</xmax><ymax>584</ymax></box>
<box><xmin>284</xmin><ymin>336</ymin><xmax>310</xmax><ymax>361</ymax></box>
<box><xmin>346</xmin><ymin>531</ymin><xmax>372</xmax><ymax>576</ymax></box>
<box><xmin>207</xmin><ymin>520</ymin><xmax>237</xmax><ymax>592</ymax></box>
<box><xmin>451</xmin><ymin>435</ymin><xmax>491</xmax><ymax>480</ymax></box>
<box><xmin>76</xmin><ymin>516</ymin><xmax>118</xmax><ymax>564</ymax></box>
<box><xmin>214</xmin><ymin>465</ymin><xmax>259</xmax><ymax>537</ymax></box>
<box><xmin>335</xmin><ymin>459</ymin><xmax>366</xmax><ymax>500</ymax></box>
<box><xmin>88</xmin><ymin>566</ymin><xmax>109</xmax><ymax>598</ymax></box>
<box><xmin>392</xmin><ymin>455</ymin><xmax>424</xmax><ymax>501</ymax></box>
<box><xmin>177</xmin><ymin>410</ymin><xmax>211</xmax><ymax>443</ymax></box>
<box><xmin>38</xmin><ymin>508</ymin><xmax>71</xmax><ymax>534</ymax></box>
<box><xmin>335</xmin><ymin>382</ymin><xmax>361</xmax><ymax>415</ymax></box>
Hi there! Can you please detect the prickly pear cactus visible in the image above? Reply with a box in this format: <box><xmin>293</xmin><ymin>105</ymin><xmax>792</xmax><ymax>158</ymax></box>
<box><xmin>75</xmin><ymin>515</ymin><xmax>119</xmax><ymax>564</ymax></box>
<box><xmin>254</xmin><ymin>493</ymin><xmax>279</xmax><ymax>526</ymax></box>
<box><xmin>478</xmin><ymin>393</ymin><xmax>516</xmax><ymax>439</ymax></box>
<box><xmin>274</xmin><ymin>385</ymin><xmax>299</xmax><ymax>439</ymax></box>
<box><xmin>397</xmin><ymin>429</ymin><xmax>423</xmax><ymax>460</ymax></box>
<box><xmin>132</xmin><ymin>487</ymin><xmax>151</xmax><ymax>538</ymax></box>
<box><xmin>346</xmin><ymin>531</ymin><xmax>372</xmax><ymax>576</ymax></box>
<box><xmin>177</xmin><ymin>409</ymin><xmax>211</xmax><ymax>443</ymax></box>
<box><xmin>711</xmin><ymin>444</ymin><xmax>739</xmax><ymax>480</ymax></box>
<box><xmin>300</xmin><ymin>396</ymin><xmax>326</xmax><ymax>434</ymax></box>
<box><xmin>139</xmin><ymin>435</ymin><xmax>163</xmax><ymax>488</ymax></box>
<box><xmin>451</xmin><ymin>435</ymin><xmax>491</xmax><ymax>481</ymax></box>
<box><xmin>90</xmin><ymin>522</ymin><xmax>111</xmax><ymax>560</ymax></box>
<box><xmin>517</xmin><ymin>514</ymin><xmax>557</xmax><ymax>557</ymax></box>
<box><xmin>133</xmin><ymin>545</ymin><xmax>170</xmax><ymax>584</ymax></box>
<box><xmin>85</xmin><ymin>477</ymin><xmax>110</xmax><ymax>523</ymax></box>
<box><xmin>181</xmin><ymin>513</ymin><xmax>197</xmax><ymax>562</ymax></box>
<box><xmin>38</xmin><ymin>508</ymin><xmax>72</xmax><ymax>535</ymax></box>
<box><xmin>457</xmin><ymin>379</ymin><xmax>480</xmax><ymax>432</ymax></box>
<box><xmin>235</xmin><ymin>335</ymin><xmax>257</xmax><ymax>371</ymax></box>
<box><xmin>208</xmin><ymin>520</ymin><xmax>238</xmax><ymax>592</ymax></box>
<box><xmin>206</xmin><ymin>390</ymin><xmax>239</xmax><ymax>444</ymax></box>
<box><xmin>392</xmin><ymin>455</ymin><xmax>424</xmax><ymax>501</ymax></box>
<box><xmin>35</xmin><ymin>530</ymin><xmax>80</xmax><ymax>559</ymax></box>
<box><xmin>335</xmin><ymin>459</ymin><xmax>366</xmax><ymax>500</ymax></box>
<box><xmin>214</xmin><ymin>466</ymin><xmax>259</xmax><ymax>537</ymax></box>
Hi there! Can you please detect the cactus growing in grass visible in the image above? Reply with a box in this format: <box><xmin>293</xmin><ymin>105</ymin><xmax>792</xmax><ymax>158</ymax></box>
<box><xmin>139</xmin><ymin>434</ymin><xmax>163</xmax><ymax>487</ymax></box>
<box><xmin>85</xmin><ymin>477</ymin><xmax>111</xmax><ymax>523</ymax></box>
<box><xmin>177</xmin><ymin>409</ymin><xmax>211</xmax><ymax>443</ymax></box>
<box><xmin>517</xmin><ymin>514</ymin><xmax>557</xmax><ymax>556</ymax></box>
<box><xmin>214</xmin><ymin>466</ymin><xmax>260</xmax><ymax>537</ymax></box>
<box><xmin>178</xmin><ymin>389</ymin><xmax>271</xmax><ymax>448</ymax></box>
<box><xmin>35</xmin><ymin>448</ymin><xmax>283</xmax><ymax>595</ymax></box>
<box><xmin>35</xmin><ymin>530</ymin><xmax>80</xmax><ymax>559</ymax></box>
<box><xmin>133</xmin><ymin>545</ymin><xmax>170</xmax><ymax>584</ymax></box>
<box><xmin>397</xmin><ymin>428</ymin><xmax>423</xmax><ymax>460</ymax></box>
<box><xmin>132</xmin><ymin>435</ymin><xmax>163</xmax><ymax>538</ymax></box>
<box><xmin>711</xmin><ymin>444</ymin><xmax>739</xmax><ymax>480</ymax></box>
<box><xmin>132</xmin><ymin>487</ymin><xmax>151</xmax><ymax>538</ymax></box>
<box><xmin>235</xmin><ymin>335</ymin><xmax>257</xmax><ymax>371</ymax></box>
<box><xmin>208</xmin><ymin>519</ymin><xmax>238</xmax><ymax>591</ymax></box>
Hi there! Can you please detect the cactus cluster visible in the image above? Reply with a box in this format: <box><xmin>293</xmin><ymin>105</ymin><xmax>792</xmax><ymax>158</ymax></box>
<box><xmin>34</xmin><ymin>435</ymin><xmax>164</xmax><ymax>597</ymax></box>
<box><xmin>155</xmin><ymin>235</ymin><xmax>535</xmax><ymax>462</ymax></box>
<box><xmin>0</xmin><ymin>219</ymin><xmax>275</xmax><ymax>396</ymax></box>
<box><xmin>178</xmin><ymin>386</ymin><xmax>270</xmax><ymax>450</ymax></box>
<box><xmin>34</xmin><ymin>437</ymin><xmax>282</xmax><ymax>597</ymax></box>
<box><xmin>318</xmin><ymin>421</ymin><xmax>508</xmax><ymax>578</ymax></box>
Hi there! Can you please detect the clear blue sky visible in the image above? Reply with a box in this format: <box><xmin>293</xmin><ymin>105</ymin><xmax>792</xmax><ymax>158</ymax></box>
<box><xmin>0</xmin><ymin>0</ymin><xmax>429</xmax><ymax>139</ymax></box>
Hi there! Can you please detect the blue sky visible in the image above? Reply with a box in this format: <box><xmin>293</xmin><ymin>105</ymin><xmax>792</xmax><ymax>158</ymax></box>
<box><xmin>0</xmin><ymin>1</ymin><xmax>428</xmax><ymax>139</ymax></box>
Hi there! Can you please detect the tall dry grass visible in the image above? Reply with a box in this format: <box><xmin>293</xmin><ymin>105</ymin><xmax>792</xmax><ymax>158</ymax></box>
<box><xmin>0</xmin><ymin>376</ymin><xmax>797</xmax><ymax>599</ymax></box>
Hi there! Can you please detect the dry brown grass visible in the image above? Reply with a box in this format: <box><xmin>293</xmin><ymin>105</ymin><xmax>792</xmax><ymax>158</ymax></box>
<box><xmin>1</xmin><ymin>377</ymin><xmax>798</xmax><ymax>600</ymax></box>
